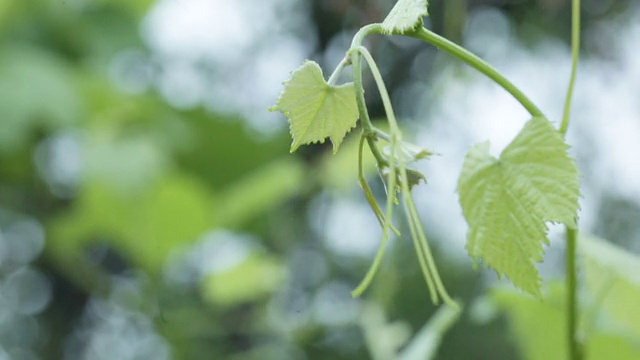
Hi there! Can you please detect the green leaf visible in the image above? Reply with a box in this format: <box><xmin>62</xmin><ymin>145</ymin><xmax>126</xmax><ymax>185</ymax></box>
<box><xmin>458</xmin><ymin>117</ymin><xmax>580</xmax><ymax>298</ymax></box>
<box><xmin>270</xmin><ymin>60</ymin><xmax>359</xmax><ymax>153</ymax></box>
<box><xmin>397</xmin><ymin>304</ymin><xmax>460</xmax><ymax>360</ymax></box>
<box><xmin>489</xmin><ymin>283</ymin><xmax>640</xmax><ymax>360</ymax></box>
<box><xmin>581</xmin><ymin>234</ymin><xmax>640</xmax><ymax>338</ymax></box>
<box><xmin>360</xmin><ymin>303</ymin><xmax>412</xmax><ymax>359</ymax></box>
<box><xmin>490</xmin><ymin>284</ymin><xmax>567</xmax><ymax>360</ymax></box>
<box><xmin>587</xmin><ymin>334</ymin><xmax>640</xmax><ymax>360</ymax></box>
<box><xmin>381</xmin><ymin>0</ymin><xmax>429</xmax><ymax>34</ymax></box>
<box><xmin>49</xmin><ymin>174</ymin><xmax>216</xmax><ymax>274</ymax></box>
<box><xmin>217</xmin><ymin>158</ymin><xmax>306</xmax><ymax>227</ymax></box>
<box><xmin>202</xmin><ymin>254</ymin><xmax>286</xmax><ymax>306</ymax></box>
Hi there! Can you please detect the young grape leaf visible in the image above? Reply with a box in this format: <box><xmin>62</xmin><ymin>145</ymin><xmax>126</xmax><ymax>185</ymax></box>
<box><xmin>270</xmin><ymin>60</ymin><xmax>359</xmax><ymax>153</ymax></box>
<box><xmin>381</xmin><ymin>0</ymin><xmax>429</xmax><ymax>34</ymax></box>
<box><xmin>458</xmin><ymin>117</ymin><xmax>580</xmax><ymax>298</ymax></box>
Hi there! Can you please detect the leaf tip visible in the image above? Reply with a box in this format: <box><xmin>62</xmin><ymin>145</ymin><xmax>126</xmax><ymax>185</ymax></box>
<box><xmin>289</xmin><ymin>143</ymin><xmax>299</xmax><ymax>153</ymax></box>
<box><xmin>525</xmin><ymin>281</ymin><xmax>544</xmax><ymax>301</ymax></box>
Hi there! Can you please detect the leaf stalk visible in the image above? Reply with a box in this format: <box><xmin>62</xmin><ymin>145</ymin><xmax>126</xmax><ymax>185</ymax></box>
<box><xmin>350</xmin><ymin>45</ymin><xmax>456</xmax><ymax>307</ymax></box>
<box><xmin>408</xmin><ymin>27</ymin><xmax>544</xmax><ymax>118</ymax></box>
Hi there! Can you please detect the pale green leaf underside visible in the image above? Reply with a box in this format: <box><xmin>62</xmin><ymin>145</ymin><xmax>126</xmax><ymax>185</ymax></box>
<box><xmin>491</xmin><ymin>283</ymin><xmax>640</xmax><ymax>360</ymax></box>
<box><xmin>458</xmin><ymin>117</ymin><xmax>580</xmax><ymax>298</ymax></box>
<box><xmin>581</xmin><ymin>234</ymin><xmax>640</xmax><ymax>337</ymax></box>
<box><xmin>382</xmin><ymin>0</ymin><xmax>429</xmax><ymax>34</ymax></box>
<box><xmin>270</xmin><ymin>60</ymin><xmax>359</xmax><ymax>153</ymax></box>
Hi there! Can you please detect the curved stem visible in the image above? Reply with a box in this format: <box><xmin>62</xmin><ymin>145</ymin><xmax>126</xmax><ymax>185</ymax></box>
<box><xmin>351</xmin><ymin>23</ymin><xmax>384</xmax><ymax>51</ymax></box>
<box><xmin>328</xmin><ymin>55</ymin><xmax>352</xmax><ymax>86</ymax></box>
<box><xmin>352</xmin><ymin>124</ymin><xmax>399</xmax><ymax>298</ymax></box>
<box><xmin>560</xmin><ymin>0</ymin><xmax>581</xmax><ymax>136</ymax></box>
<box><xmin>401</xmin><ymin>171</ymin><xmax>458</xmax><ymax>308</ymax></box>
<box><xmin>349</xmin><ymin>24</ymin><xmax>398</xmax><ymax>298</ymax></box>
<box><xmin>409</xmin><ymin>27</ymin><xmax>544</xmax><ymax>118</ymax></box>
<box><xmin>374</xmin><ymin>128</ymin><xmax>392</xmax><ymax>142</ymax></box>
<box><xmin>350</xmin><ymin>42</ymin><xmax>400</xmax><ymax>298</ymax></box>
<box><xmin>358</xmin><ymin>133</ymin><xmax>401</xmax><ymax>236</ymax></box>
<box><xmin>350</xmin><ymin>23</ymin><xmax>385</xmax><ymax>135</ymax></box>
<box><xmin>350</xmin><ymin>24</ymin><xmax>388</xmax><ymax>168</ymax></box>
<box><xmin>404</xmin><ymin>189</ymin><xmax>439</xmax><ymax>304</ymax></box>
<box><xmin>352</xmin><ymin>50</ymin><xmax>374</xmax><ymax>136</ymax></box>
<box><xmin>353</xmin><ymin>45</ymin><xmax>456</xmax><ymax>307</ymax></box>
<box><xmin>349</xmin><ymin>27</ymin><xmax>397</xmax><ymax>295</ymax></box>
<box><xmin>351</xmin><ymin>46</ymin><xmax>399</xmax><ymax>133</ymax></box>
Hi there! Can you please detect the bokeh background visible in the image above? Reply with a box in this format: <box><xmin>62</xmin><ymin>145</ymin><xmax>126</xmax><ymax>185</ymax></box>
<box><xmin>1</xmin><ymin>0</ymin><xmax>639</xmax><ymax>359</ymax></box>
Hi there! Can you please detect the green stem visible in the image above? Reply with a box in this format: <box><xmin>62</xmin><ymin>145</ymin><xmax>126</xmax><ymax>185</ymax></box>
<box><xmin>350</xmin><ymin>24</ymin><xmax>384</xmax><ymax>136</ymax></box>
<box><xmin>374</xmin><ymin>128</ymin><xmax>392</xmax><ymax>142</ymax></box>
<box><xmin>560</xmin><ymin>0</ymin><xmax>581</xmax><ymax>136</ymax></box>
<box><xmin>566</xmin><ymin>228</ymin><xmax>582</xmax><ymax>360</ymax></box>
<box><xmin>397</xmin><ymin>303</ymin><xmax>462</xmax><ymax>360</ymax></box>
<box><xmin>358</xmin><ymin>133</ymin><xmax>401</xmax><ymax>236</ymax></box>
<box><xmin>409</xmin><ymin>27</ymin><xmax>544</xmax><ymax>118</ymax></box>
<box><xmin>353</xmin><ymin>45</ymin><xmax>456</xmax><ymax>308</ymax></box>
<box><xmin>352</xmin><ymin>123</ymin><xmax>399</xmax><ymax>298</ymax></box>
<box><xmin>350</xmin><ymin>24</ymin><xmax>388</xmax><ymax>168</ymax></box>
<box><xmin>403</xmin><ymin>188</ymin><xmax>439</xmax><ymax>303</ymax></box>
<box><xmin>400</xmin><ymin>175</ymin><xmax>458</xmax><ymax>308</ymax></box>
<box><xmin>351</xmin><ymin>46</ymin><xmax>399</xmax><ymax>134</ymax></box>
<box><xmin>327</xmin><ymin>55</ymin><xmax>352</xmax><ymax>86</ymax></box>
<box><xmin>350</xmin><ymin>40</ymin><xmax>400</xmax><ymax>298</ymax></box>
<box><xmin>351</xmin><ymin>23</ymin><xmax>384</xmax><ymax>53</ymax></box>
<box><xmin>562</xmin><ymin>2</ymin><xmax>582</xmax><ymax>360</ymax></box>
<box><xmin>349</xmin><ymin>24</ymin><xmax>398</xmax><ymax>297</ymax></box>
<box><xmin>354</xmin><ymin>41</ymin><xmax>439</xmax><ymax>301</ymax></box>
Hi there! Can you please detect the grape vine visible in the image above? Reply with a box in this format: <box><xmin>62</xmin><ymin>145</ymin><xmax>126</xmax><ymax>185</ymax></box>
<box><xmin>271</xmin><ymin>0</ymin><xmax>584</xmax><ymax>358</ymax></box>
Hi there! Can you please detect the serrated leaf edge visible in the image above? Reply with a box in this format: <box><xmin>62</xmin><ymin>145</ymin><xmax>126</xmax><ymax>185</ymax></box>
<box><xmin>381</xmin><ymin>0</ymin><xmax>429</xmax><ymax>34</ymax></box>
<box><xmin>458</xmin><ymin>117</ymin><xmax>580</xmax><ymax>299</ymax></box>
<box><xmin>270</xmin><ymin>60</ymin><xmax>359</xmax><ymax>153</ymax></box>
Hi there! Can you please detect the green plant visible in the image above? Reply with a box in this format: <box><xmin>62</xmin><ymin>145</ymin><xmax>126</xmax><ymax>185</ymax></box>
<box><xmin>270</xmin><ymin>1</ymin><xmax>637</xmax><ymax>359</ymax></box>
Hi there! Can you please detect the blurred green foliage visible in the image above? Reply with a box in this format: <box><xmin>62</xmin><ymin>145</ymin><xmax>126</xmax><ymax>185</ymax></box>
<box><xmin>1</xmin><ymin>0</ymin><xmax>639</xmax><ymax>359</ymax></box>
<box><xmin>0</xmin><ymin>0</ymin><xmax>312</xmax><ymax>358</ymax></box>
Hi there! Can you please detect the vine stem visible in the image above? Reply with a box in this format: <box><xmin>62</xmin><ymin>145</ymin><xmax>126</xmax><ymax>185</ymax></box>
<box><xmin>348</xmin><ymin>23</ymin><xmax>397</xmax><ymax>298</ymax></box>
<box><xmin>352</xmin><ymin>45</ymin><xmax>457</xmax><ymax>308</ymax></box>
<box><xmin>355</xmin><ymin>133</ymin><xmax>401</xmax><ymax>298</ymax></box>
<box><xmin>566</xmin><ymin>228</ymin><xmax>581</xmax><ymax>360</ymax></box>
<box><xmin>358</xmin><ymin>133</ymin><xmax>401</xmax><ymax>237</ymax></box>
<box><xmin>560</xmin><ymin>0</ymin><xmax>581</xmax><ymax>136</ymax></box>
<box><xmin>350</xmin><ymin>43</ymin><xmax>399</xmax><ymax>297</ymax></box>
<box><xmin>351</xmin><ymin>113</ymin><xmax>398</xmax><ymax>298</ymax></box>
<box><xmin>350</xmin><ymin>24</ymin><xmax>388</xmax><ymax>168</ymax></box>
<box><xmin>562</xmin><ymin>1</ymin><xmax>582</xmax><ymax>359</ymax></box>
<box><xmin>408</xmin><ymin>27</ymin><xmax>544</xmax><ymax>118</ymax></box>
<box><xmin>327</xmin><ymin>56</ymin><xmax>351</xmax><ymax>86</ymax></box>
